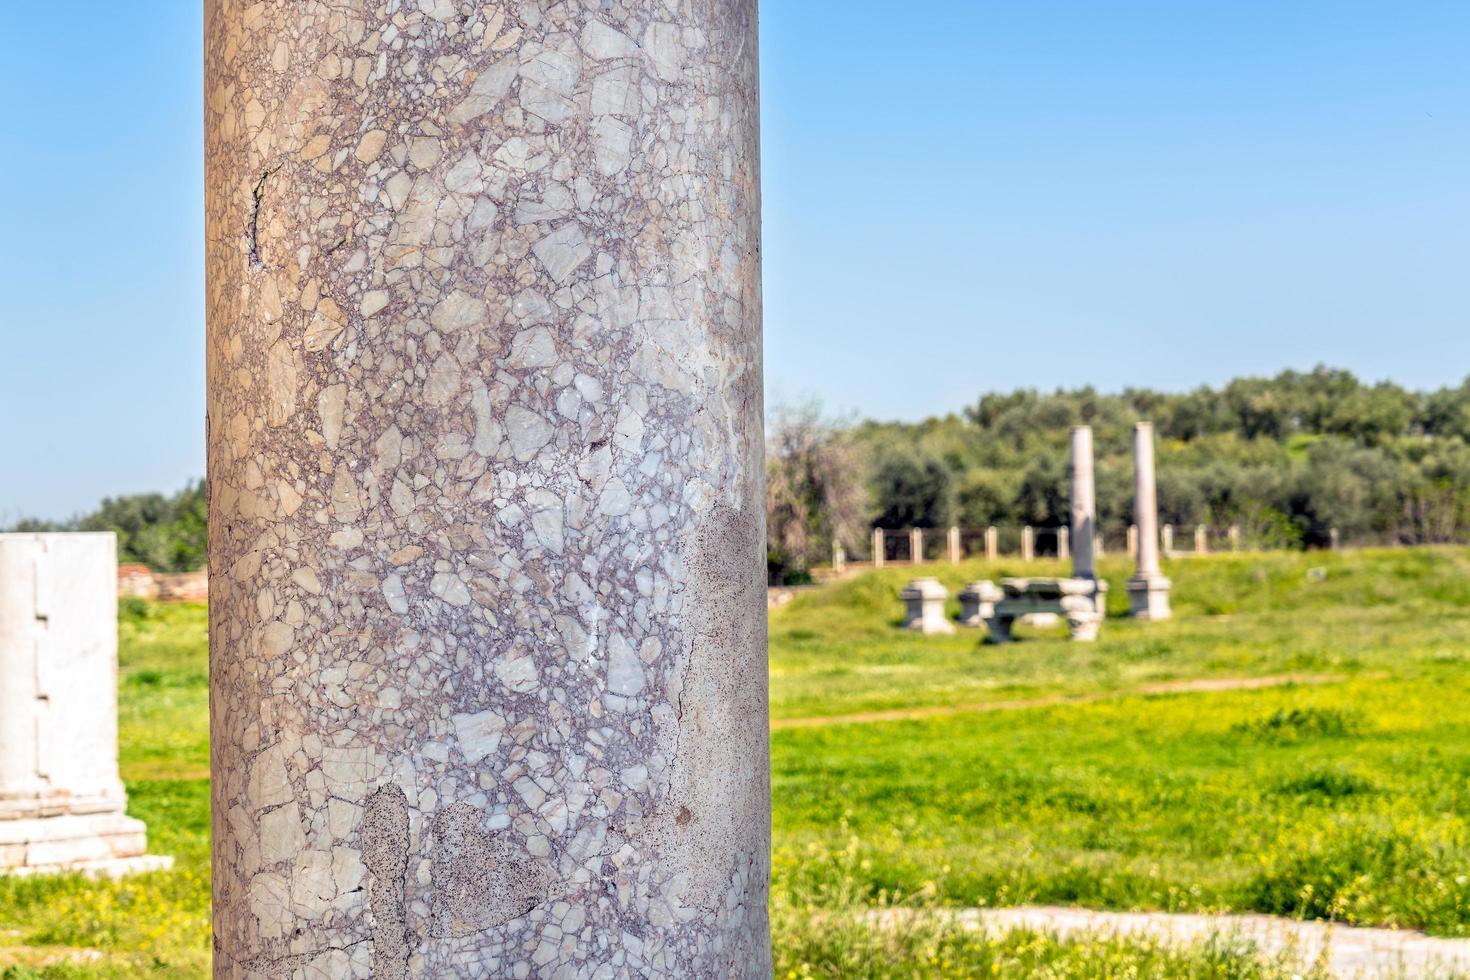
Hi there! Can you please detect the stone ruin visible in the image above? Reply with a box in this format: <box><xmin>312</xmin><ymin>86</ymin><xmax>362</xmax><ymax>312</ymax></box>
<box><xmin>899</xmin><ymin>422</ymin><xmax>1175</xmax><ymax>639</ymax></box>
<box><xmin>901</xmin><ymin>578</ymin><xmax>956</xmax><ymax>634</ymax></box>
<box><xmin>0</xmin><ymin>533</ymin><xmax>170</xmax><ymax>876</ymax></box>
<box><xmin>982</xmin><ymin>577</ymin><xmax>1108</xmax><ymax>643</ymax></box>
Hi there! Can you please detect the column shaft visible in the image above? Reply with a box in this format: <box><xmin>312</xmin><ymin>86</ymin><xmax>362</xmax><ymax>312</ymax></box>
<box><xmin>1128</xmin><ymin>421</ymin><xmax>1171</xmax><ymax>620</ymax></box>
<box><xmin>1069</xmin><ymin>426</ymin><xmax>1096</xmax><ymax>579</ymax></box>
<box><xmin>1133</xmin><ymin>423</ymin><xmax>1162</xmax><ymax>576</ymax></box>
<box><xmin>205</xmin><ymin>2</ymin><xmax>768</xmax><ymax>975</ymax></box>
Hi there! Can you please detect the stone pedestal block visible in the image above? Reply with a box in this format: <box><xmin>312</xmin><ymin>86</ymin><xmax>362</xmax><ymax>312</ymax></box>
<box><xmin>1127</xmin><ymin>574</ymin><xmax>1174</xmax><ymax>621</ymax></box>
<box><xmin>957</xmin><ymin>580</ymin><xmax>1003</xmax><ymax>627</ymax></box>
<box><xmin>0</xmin><ymin>812</ymin><xmax>172</xmax><ymax>877</ymax></box>
<box><xmin>0</xmin><ymin>533</ymin><xmax>170</xmax><ymax>876</ymax></box>
<box><xmin>901</xmin><ymin>578</ymin><xmax>955</xmax><ymax>635</ymax></box>
<box><xmin>986</xmin><ymin>577</ymin><xmax>1107</xmax><ymax>643</ymax></box>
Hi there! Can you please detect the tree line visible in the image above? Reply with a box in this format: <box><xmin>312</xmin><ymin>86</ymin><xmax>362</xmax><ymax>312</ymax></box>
<box><xmin>767</xmin><ymin>367</ymin><xmax>1470</xmax><ymax>582</ymax></box>
<box><xmin>5</xmin><ymin>481</ymin><xmax>207</xmax><ymax>573</ymax></box>
<box><xmin>9</xmin><ymin>367</ymin><xmax>1470</xmax><ymax>580</ymax></box>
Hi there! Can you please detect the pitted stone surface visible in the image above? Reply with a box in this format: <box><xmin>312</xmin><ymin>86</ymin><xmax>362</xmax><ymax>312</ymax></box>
<box><xmin>204</xmin><ymin>1</ymin><xmax>768</xmax><ymax>976</ymax></box>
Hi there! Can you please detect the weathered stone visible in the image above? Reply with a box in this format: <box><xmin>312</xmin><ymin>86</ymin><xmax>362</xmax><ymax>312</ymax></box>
<box><xmin>986</xmin><ymin>577</ymin><xmax>1108</xmax><ymax>643</ymax></box>
<box><xmin>1070</xmin><ymin>426</ymin><xmax>1097</xmax><ymax>580</ymax></box>
<box><xmin>0</xmin><ymin>533</ymin><xmax>170</xmax><ymax>876</ymax></box>
<box><xmin>1128</xmin><ymin>422</ymin><xmax>1173</xmax><ymax>620</ymax></box>
<box><xmin>957</xmin><ymin>580</ymin><xmax>1004</xmax><ymax>628</ymax></box>
<box><xmin>900</xmin><ymin>578</ymin><xmax>955</xmax><ymax>635</ymax></box>
<box><xmin>205</xmin><ymin>1</ymin><xmax>768</xmax><ymax>975</ymax></box>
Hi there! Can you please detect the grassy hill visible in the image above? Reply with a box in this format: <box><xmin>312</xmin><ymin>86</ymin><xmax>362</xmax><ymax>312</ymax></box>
<box><xmin>9</xmin><ymin>549</ymin><xmax>1470</xmax><ymax>976</ymax></box>
<box><xmin>771</xmin><ymin>549</ymin><xmax>1470</xmax><ymax>968</ymax></box>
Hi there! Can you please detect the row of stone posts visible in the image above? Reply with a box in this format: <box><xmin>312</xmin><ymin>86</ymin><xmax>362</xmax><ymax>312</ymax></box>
<box><xmin>873</xmin><ymin>525</ymin><xmax>1112</xmax><ymax>566</ymax></box>
<box><xmin>868</xmin><ymin>520</ymin><xmax>1205</xmax><ymax>565</ymax></box>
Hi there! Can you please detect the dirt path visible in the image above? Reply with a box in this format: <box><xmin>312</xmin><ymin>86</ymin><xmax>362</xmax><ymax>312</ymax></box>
<box><xmin>939</xmin><ymin>906</ymin><xmax>1470</xmax><ymax>978</ymax></box>
<box><xmin>772</xmin><ymin>673</ymin><xmax>1343</xmax><ymax>730</ymax></box>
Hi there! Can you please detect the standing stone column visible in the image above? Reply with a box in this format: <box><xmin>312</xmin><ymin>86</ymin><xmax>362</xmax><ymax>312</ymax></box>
<box><xmin>1127</xmin><ymin>422</ymin><xmax>1172</xmax><ymax>620</ymax></box>
<box><xmin>1069</xmin><ymin>426</ymin><xmax>1096</xmax><ymax>580</ymax></box>
<box><xmin>205</xmin><ymin>3</ymin><xmax>768</xmax><ymax>976</ymax></box>
<box><xmin>873</xmin><ymin>528</ymin><xmax>885</xmax><ymax>568</ymax></box>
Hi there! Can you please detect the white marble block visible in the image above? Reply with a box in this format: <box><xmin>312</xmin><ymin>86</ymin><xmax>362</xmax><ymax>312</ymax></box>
<box><xmin>986</xmin><ymin>577</ymin><xmax>1108</xmax><ymax>643</ymax></box>
<box><xmin>0</xmin><ymin>533</ymin><xmax>170</xmax><ymax>876</ymax></box>
<box><xmin>958</xmin><ymin>580</ymin><xmax>1004</xmax><ymax>627</ymax></box>
<box><xmin>901</xmin><ymin>578</ymin><xmax>956</xmax><ymax>634</ymax></box>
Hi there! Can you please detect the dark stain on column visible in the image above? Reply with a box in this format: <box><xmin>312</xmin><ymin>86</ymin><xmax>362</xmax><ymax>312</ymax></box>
<box><xmin>362</xmin><ymin>783</ymin><xmax>413</xmax><ymax>978</ymax></box>
<box><xmin>430</xmin><ymin>802</ymin><xmax>553</xmax><ymax>938</ymax></box>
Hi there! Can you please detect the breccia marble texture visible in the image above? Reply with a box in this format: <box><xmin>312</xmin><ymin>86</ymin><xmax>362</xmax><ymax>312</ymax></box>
<box><xmin>203</xmin><ymin>1</ymin><xmax>768</xmax><ymax>976</ymax></box>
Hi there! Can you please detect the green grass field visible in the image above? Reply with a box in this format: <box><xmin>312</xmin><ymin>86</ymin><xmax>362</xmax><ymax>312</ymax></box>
<box><xmin>7</xmin><ymin>549</ymin><xmax>1470</xmax><ymax>976</ymax></box>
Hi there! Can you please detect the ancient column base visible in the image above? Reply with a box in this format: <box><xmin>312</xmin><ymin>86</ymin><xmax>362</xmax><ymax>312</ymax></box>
<box><xmin>1127</xmin><ymin>574</ymin><xmax>1173</xmax><ymax>620</ymax></box>
<box><xmin>0</xmin><ymin>811</ymin><xmax>173</xmax><ymax>877</ymax></box>
<box><xmin>958</xmin><ymin>580</ymin><xmax>1004</xmax><ymax>627</ymax></box>
<box><xmin>901</xmin><ymin>578</ymin><xmax>957</xmax><ymax>634</ymax></box>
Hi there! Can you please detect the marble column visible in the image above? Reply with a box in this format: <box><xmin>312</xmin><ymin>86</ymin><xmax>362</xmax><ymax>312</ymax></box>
<box><xmin>0</xmin><ymin>533</ymin><xmax>171</xmax><ymax>876</ymax></box>
<box><xmin>1069</xmin><ymin>426</ymin><xmax>1096</xmax><ymax>579</ymax></box>
<box><xmin>873</xmin><ymin>528</ymin><xmax>885</xmax><ymax>568</ymax></box>
<box><xmin>1127</xmin><ymin>422</ymin><xmax>1172</xmax><ymax>620</ymax></box>
<box><xmin>205</xmin><ymin>3</ymin><xmax>768</xmax><ymax>976</ymax></box>
<box><xmin>910</xmin><ymin>527</ymin><xmax>924</xmax><ymax>565</ymax></box>
<box><xmin>1021</xmin><ymin>526</ymin><xmax>1035</xmax><ymax>561</ymax></box>
<box><xmin>985</xmin><ymin>526</ymin><xmax>998</xmax><ymax>560</ymax></box>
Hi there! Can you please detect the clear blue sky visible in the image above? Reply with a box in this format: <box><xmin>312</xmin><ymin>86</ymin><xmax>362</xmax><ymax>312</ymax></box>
<box><xmin>2</xmin><ymin>2</ymin><xmax>1467</xmax><ymax>521</ymax></box>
